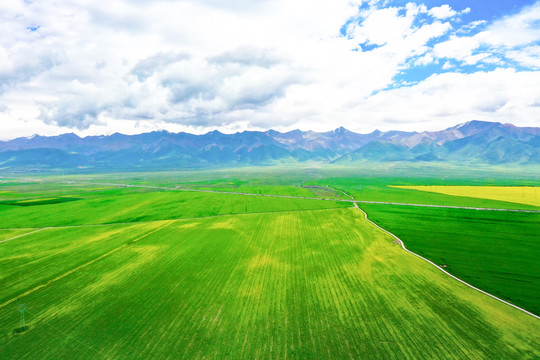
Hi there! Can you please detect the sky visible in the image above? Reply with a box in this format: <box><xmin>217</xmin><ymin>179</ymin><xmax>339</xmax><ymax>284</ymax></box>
<box><xmin>1</xmin><ymin>0</ymin><xmax>540</xmax><ymax>140</ymax></box>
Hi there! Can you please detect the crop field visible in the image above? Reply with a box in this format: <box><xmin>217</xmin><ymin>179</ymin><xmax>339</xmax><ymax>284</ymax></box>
<box><xmin>1</xmin><ymin>206</ymin><xmax>538</xmax><ymax>359</ymax></box>
<box><xmin>314</xmin><ymin>177</ymin><xmax>540</xmax><ymax>210</ymax></box>
<box><xmin>179</xmin><ymin>183</ymin><xmax>344</xmax><ymax>199</ymax></box>
<box><xmin>0</xmin><ymin>186</ymin><xmax>348</xmax><ymax>229</ymax></box>
<box><xmin>1</xmin><ymin>171</ymin><xmax>539</xmax><ymax>359</ymax></box>
<box><xmin>359</xmin><ymin>203</ymin><xmax>540</xmax><ymax>314</ymax></box>
<box><xmin>391</xmin><ymin>185</ymin><xmax>540</xmax><ymax>207</ymax></box>
<box><xmin>0</xmin><ymin>229</ymin><xmax>36</xmax><ymax>242</ymax></box>
<box><xmin>0</xmin><ymin>181</ymin><xmax>119</xmax><ymax>200</ymax></box>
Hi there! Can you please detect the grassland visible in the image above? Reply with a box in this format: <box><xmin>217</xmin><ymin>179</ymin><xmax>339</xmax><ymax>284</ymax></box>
<box><xmin>1</xmin><ymin>208</ymin><xmax>538</xmax><ymax>359</ymax></box>
<box><xmin>391</xmin><ymin>185</ymin><xmax>540</xmax><ymax>207</ymax></box>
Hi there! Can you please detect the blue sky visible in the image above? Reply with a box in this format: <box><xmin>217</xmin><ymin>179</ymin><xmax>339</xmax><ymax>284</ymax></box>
<box><xmin>0</xmin><ymin>0</ymin><xmax>539</xmax><ymax>139</ymax></box>
<box><xmin>389</xmin><ymin>0</ymin><xmax>536</xmax><ymax>20</ymax></box>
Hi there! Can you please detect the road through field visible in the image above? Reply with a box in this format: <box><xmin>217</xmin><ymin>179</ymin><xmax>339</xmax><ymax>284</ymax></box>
<box><xmin>0</xmin><ymin>228</ymin><xmax>48</xmax><ymax>244</ymax></box>
<box><xmin>58</xmin><ymin>180</ymin><xmax>540</xmax><ymax>213</ymax></box>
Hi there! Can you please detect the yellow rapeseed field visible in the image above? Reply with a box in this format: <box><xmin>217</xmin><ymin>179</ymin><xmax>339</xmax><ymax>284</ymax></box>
<box><xmin>391</xmin><ymin>186</ymin><xmax>540</xmax><ymax>207</ymax></box>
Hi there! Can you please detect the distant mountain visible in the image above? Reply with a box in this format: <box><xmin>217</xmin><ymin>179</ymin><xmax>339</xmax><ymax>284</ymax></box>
<box><xmin>0</xmin><ymin>121</ymin><xmax>539</xmax><ymax>171</ymax></box>
<box><xmin>334</xmin><ymin>141</ymin><xmax>414</xmax><ymax>162</ymax></box>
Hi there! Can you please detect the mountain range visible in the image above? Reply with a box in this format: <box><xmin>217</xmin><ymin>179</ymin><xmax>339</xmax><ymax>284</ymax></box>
<box><xmin>1</xmin><ymin>120</ymin><xmax>539</xmax><ymax>171</ymax></box>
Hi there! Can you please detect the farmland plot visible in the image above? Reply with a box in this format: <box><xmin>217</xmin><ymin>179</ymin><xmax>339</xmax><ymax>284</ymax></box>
<box><xmin>359</xmin><ymin>203</ymin><xmax>540</xmax><ymax>315</ymax></box>
<box><xmin>1</xmin><ymin>208</ymin><xmax>538</xmax><ymax>359</ymax></box>
<box><xmin>391</xmin><ymin>185</ymin><xmax>540</xmax><ymax>208</ymax></box>
<box><xmin>0</xmin><ymin>188</ymin><xmax>348</xmax><ymax>228</ymax></box>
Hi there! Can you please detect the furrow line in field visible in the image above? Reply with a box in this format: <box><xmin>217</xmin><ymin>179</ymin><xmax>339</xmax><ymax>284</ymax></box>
<box><xmin>353</xmin><ymin>203</ymin><xmax>540</xmax><ymax>320</ymax></box>
<box><xmin>0</xmin><ymin>222</ymin><xmax>170</xmax><ymax>311</ymax></box>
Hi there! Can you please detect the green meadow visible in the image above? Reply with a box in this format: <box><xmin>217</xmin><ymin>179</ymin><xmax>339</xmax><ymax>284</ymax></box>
<box><xmin>0</xmin><ymin>167</ymin><xmax>538</xmax><ymax>358</ymax></box>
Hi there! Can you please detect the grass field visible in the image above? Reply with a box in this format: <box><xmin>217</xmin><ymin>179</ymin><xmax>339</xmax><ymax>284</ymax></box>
<box><xmin>391</xmin><ymin>185</ymin><xmax>540</xmax><ymax>207</ymax></box>
<box><xmin>1</xmin><ymin>170</ymin><xmax>539</xmax><ymax>359</ymax></box>
<box><xmin>1</xmin><ymin>208</ymin><xmax>538</xmax><ymax>359</ymax></box>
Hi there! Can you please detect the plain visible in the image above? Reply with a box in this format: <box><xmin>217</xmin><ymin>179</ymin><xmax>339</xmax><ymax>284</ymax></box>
<box><xmin>0</xmin><ymin>168</ymin><xmax>539</xmax><ymax>359</ymax></box>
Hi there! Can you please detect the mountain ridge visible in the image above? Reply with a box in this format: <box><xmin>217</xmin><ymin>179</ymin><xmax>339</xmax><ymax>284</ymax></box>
<box><xmin>1</xmin><ymin>120</ymin><xmax>539</xmax><ymax>171</ymax></box>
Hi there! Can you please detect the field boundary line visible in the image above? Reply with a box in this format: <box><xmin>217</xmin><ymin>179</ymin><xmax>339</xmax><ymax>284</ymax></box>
<box><xmin>72</xmin><ymin>180</ymin><xmax>540</xmax><ymax>213</ymax></box>
<box><xmin>0</xmin><ymin>222</ymin><xmax>170</xmax><ymax>310</ymax></box>
<box><xmin>0</xmin><ymin>228</ymin><xmax>49</xmax><ymax>244</ymax></box>
<box><xmin>353</xmin><ymin>203</ymin><xmax>540</xmax><ymax>320</ymax></box>
<box><xmin>71</xmin><ymin>180</ymin><xmax>349</xmax><ymax>201</ymax></box>
<box><xmin>352</xmin><ymin>200</ymin><xmax>540</xmax><ymax>213</ymax></box>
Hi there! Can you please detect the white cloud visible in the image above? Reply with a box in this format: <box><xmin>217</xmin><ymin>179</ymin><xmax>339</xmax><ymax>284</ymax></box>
<box><xmin>477</xmin><ymin>1</ymin><xmax>540</xmax><ymax>47</ymax></box>
<box><xmin>428</xmin><ymin>5</ymin><xmax>457</xmax><ymax>20</ymax></box>
<box><xmin>433</xmin><ymin>36</ymin><xmax>480</xmax><ymax>62</ymax></box>
<box><xmin>431</xmin><ymin>2</ymin><xmax>540</xmax><ymax>67</ymax></box>
<box><xmin>506</xmin><ymin>45</ymin><xmax>540</xmax><ymax>69</ymax></box>
<box><xmin>350</xmin><ymin>68</ymin><xmax>540</xmax><ymax>131</ymax></box>
<box><xmin>352</xmin><ymin>7</ymin><xmax>414</xmax><ymax>45</ymax></box>
<box><xmin>0</xmin><ymin>0</ymin><xmax>538</xmax><ymax>140</ymax></box>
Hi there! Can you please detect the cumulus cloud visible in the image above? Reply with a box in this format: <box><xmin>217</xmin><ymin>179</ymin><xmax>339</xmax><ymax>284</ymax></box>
<box><xmin>433</xmin><ymin>36</ymin><xmax>481</xmax><ymax>63</ymax></box>
<box><xmin>478</xmin><ymin>2</ymin><xmax>540</xmax><ymax>47</ymax></box>
<box><xmin>428</xmin><ymin>5</ymin><xmax>457</xmax><ymax>19</ymax></box>
<box><xmin>506</xmin><ymin>45</ymin><xmax>540</xmax><ymax>69</ymax></box>
<box><xmin>355</xmin><ymin>68</ymin><xmax>540</xmax><ymax>129</ymax></box>
<box><xmin>131</xmin><ymin>52</ymin><xmax>191</xmax><ymax>81</ymax></box>
<box><xmin>209</xmin><ymin>47</ymin><xmax>283</xmax><ymax>68</ymax></box>
<box><xmin>38</xmin><ymin>81</ymin><xmax>121</xmax><ymax>129</ymax></box>
<box><xmin>0</xmin><ymin>0</ymin><xmax>539</xmax><ymax>139</ymax></box>
<box><xmin>430</xmin><ymin>2</ymin><xmax>540</xmax><ymax>67</ymax></box>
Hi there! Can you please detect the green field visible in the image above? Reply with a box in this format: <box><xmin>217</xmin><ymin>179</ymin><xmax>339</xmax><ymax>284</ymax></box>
<box><xmin>359</xmin><ymin>204</ymin><xmax>540</xmax><ymax>314</ymax></box>
<box><xmin>0</xmin><ymin>229</ymin><xmax>37</xmax><ymax>242</ymax></box>
<box><xmin>0</xmin><ymin>187</ymin><xmax>348</xmax><ymax>228</ymax></box>
<box><xmin>1</xmin><ymin>208</ymin><xmax>538</xmax><ymax>359</ymax></box>
<box><xmin>315</xmin><ymin>177</ymin><xmax>540</xmax><ymax>211</ymax></box>
<box><xmin>0</xmin><ymin>170</ymin><xmax>539</xmax><ymax>359</ymax></box>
